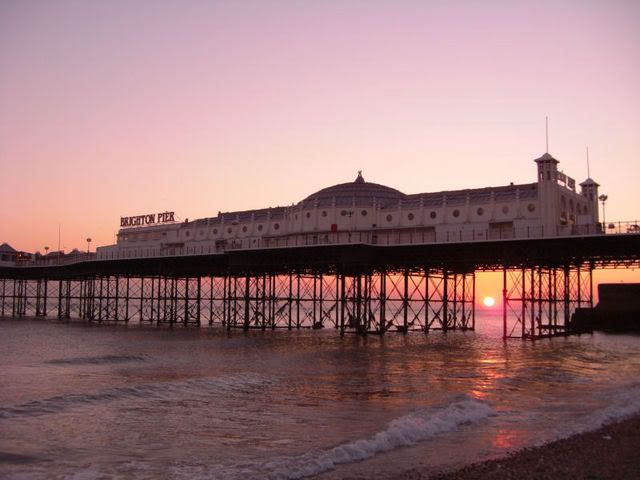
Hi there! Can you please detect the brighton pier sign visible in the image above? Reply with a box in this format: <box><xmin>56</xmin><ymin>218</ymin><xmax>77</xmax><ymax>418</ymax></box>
<box><xmin>120</xmin><ymin>211</ymin><xmax>175</xmax><ymax>228</ymax></box>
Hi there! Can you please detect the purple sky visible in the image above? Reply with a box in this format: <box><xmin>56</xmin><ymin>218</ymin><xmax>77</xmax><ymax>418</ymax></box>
<box><xmin>1</xmin><ymin>0</ymin><xmax>639</xmax><ymax>253</ymax></box>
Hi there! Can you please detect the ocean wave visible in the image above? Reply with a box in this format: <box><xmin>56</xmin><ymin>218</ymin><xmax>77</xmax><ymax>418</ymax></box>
<box><xmin>541</xmin><ymin>381</ymin><xmax>640</xmax><ymax>444</ymax></box>
<box><xmin>45</xmin><ymin>354</ymin><xmax>146</xmax><ymax>366</ymax></box>
<box><xmin>0</xmin><ymin>372</ymin><xmax>272</xmax><ymax>420</ymax></box>
<box><xmin>189</xmin><ymin>395</ymin><xmax>495</xmax><ymax>480</ymax></box>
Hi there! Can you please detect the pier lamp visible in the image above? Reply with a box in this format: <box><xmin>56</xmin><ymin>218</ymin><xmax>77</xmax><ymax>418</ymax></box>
<box><xmin>44</xmin><ymin>246</ymin><xmax>49</xmax><ymax>254</ymax></box>
<box><xmin>598</xmin><ymin>194</ymin><xmax>608</xmax><ymax>232</ymax></box>
<box><xmin>86</xmin><ymin>237</ymin><xmax>92</xmax><ymax>253</ymax></box>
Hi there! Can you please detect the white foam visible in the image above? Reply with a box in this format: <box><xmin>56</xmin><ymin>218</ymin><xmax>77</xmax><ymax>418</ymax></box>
<box><xmin>196</xmin><ymin>396</ymin><xmax>494</xmax><ymax>480</ymax></box>
<box><xmin>540</xmin><ymin>381</ymin><xmax>640</xmax><ymax>445</ymax></box>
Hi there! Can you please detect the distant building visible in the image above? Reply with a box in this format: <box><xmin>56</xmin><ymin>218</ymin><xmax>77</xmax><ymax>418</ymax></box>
<box><xmin>97</xmin><ymin>152</ymin><xmax>600</xmax><ymax>260</ymax></box>
<box><xmin>0</xmin><ymin>243</ymin><xmax>18</xmax><ymax>264</ymax></box>
<box><xmin>0</xmin><ymin>243</ymin><xmax>32</xmax><ymax>265</ymax></box>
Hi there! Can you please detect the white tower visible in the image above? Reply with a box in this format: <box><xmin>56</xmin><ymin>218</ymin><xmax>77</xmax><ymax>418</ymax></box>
<box><xmin>535</xmin><ymin>152</ymin><xmax>560</xmax><ymax>236</ymax></box>
<box><xmin>579</xmin><ymin>177</ymin><xmax>600</xmax><ymax>224</ymax></box>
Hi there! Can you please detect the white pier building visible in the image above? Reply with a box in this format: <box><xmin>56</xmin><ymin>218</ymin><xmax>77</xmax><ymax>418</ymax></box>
<box><xmin>97</xmin><ymin>152</ymin><xmax>600</xmax><ymax>260</ymax></box>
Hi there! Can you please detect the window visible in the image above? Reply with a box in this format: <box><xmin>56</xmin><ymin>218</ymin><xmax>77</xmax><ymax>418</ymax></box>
<box><xmin>386</xmin><ymin>214</ymin><xmax>393</xmax><ymax>222</ymax></box>
<box><xmin>341</xmin><ymin>210</ymin><xmax>347</xmax><ymax>216</ymax></box>
<box><xmin>476</xmin><ymin>207</ymin><xmax>484</xmax><ymax>216</ymax></box>
<box><xmin>361</xmin><ymin>210</ymin><xmax>368</xmax><ymax>216</ymax></box>
<box><xmin>408</xmin><ymin>213</ymin><xmax>414</xmax><ymax>220</ymax></box>
<box><xmin>502</xmin><ymin>206</ymin><xmax>509</xmax><ymax>214</ymax></box>
<box><xmin>274</xmin><ymin>223</ymin><xmax>280</xmax><ymax>230</ymax></box>
<box><xmin>213</xmin><ymin>229</ymin><xmax>218</xmax><ymax>234</ymax></box>
<box><xmin>430</xmin><ymin>211</ymin><xmax>437</xmax><ymax>219</ymax></box>
<box><xmin>306</xmin><ymin>212</ymin><xmax>311</xmax><ymax>218</ymax></box>
<box><xmin>257</xmin><ymin>225</ymin><xmax>263</xmax><ymax>231</ymax></box>
<box><xmin>527</xmin><ymin>203</ymin><xmax>536</xmax><ymax>212</ymax></box>
<box><xmin>227</xmin><ymin>228</ymin><xmax>232</xmax><ymax>234</ymax></box>
<box><xmin>322</xmin><ymin>210</ymin><xmax>327</xmax><ymax>217</ymax></box>
<box><xmin>242</xmin><ymin>226</ymin><xmax>247</xmax><ymax>233</ymax></box>
<box><xmin>453</xmin><ymin>209</ymin><xmax>460</xmax><ymax>218</ymax></box>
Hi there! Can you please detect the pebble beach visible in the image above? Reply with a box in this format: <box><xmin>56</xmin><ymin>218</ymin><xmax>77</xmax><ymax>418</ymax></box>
<box><xmin>400</xmin><ymin>413</ymin><xmax>640</xmax><ymax>480</ymax></box>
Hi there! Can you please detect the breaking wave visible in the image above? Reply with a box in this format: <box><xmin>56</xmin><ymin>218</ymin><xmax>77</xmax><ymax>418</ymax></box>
<box><xmin>541</xmin><ymin>381</ymin><xmax>640</xmax><ymax>444</ymax></box>
<box><xmin>191</xmin><ymin>395</ymin><xmax>495</xmax><ymax>480</ymax></box>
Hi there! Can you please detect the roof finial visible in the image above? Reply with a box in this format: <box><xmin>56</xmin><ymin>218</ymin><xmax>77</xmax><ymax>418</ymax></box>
<box><xmin>586</xmin><ymin>146</ymin><xmax>590</xmax><ymax>178</ymax></box>
<box><xmin>355</xmin><ymin>170</ymin><xmax>365</xmax><ymax>183</ymax></box>
<box><xmin>545</xmin><ymin>116</ymin><xmax>549</xmax><ymax>153</ymax></box>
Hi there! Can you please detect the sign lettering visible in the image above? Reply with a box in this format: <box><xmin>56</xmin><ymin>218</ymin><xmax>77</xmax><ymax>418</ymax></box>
<box><xmin>120</xmin><ymin>211</ymin><xmax>175</xmax><ymax>228</ymax></box>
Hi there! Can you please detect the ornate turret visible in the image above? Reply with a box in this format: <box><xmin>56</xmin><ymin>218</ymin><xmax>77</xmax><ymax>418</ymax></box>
<box><xmin>580</xmin><ymin>177</ymin><xmax>600</xmax><ymax>223</ymax></box>
<box><xmin>534</xmin><ymin>152</ymin><xmax>559</xmax><ymax>182</ymax></box>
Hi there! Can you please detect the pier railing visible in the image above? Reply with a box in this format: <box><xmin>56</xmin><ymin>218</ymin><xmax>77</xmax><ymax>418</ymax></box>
<box><xmin>4</xmin><ymin>220</ymin><xmax>639</xmax><ymax>267</ymax></box>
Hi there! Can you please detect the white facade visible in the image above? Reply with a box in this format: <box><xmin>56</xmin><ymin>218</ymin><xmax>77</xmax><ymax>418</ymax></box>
<box><xmin>97</xmin><ymin>153</ymin><xmax>600</xmax><ymax>260</ymax></box>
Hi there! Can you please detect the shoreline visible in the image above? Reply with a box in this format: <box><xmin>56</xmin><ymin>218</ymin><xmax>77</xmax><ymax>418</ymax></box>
<box><xmin>397</xmin><ymin>413</ymin><xmax>640</xmax><ymax>480</ymax></box>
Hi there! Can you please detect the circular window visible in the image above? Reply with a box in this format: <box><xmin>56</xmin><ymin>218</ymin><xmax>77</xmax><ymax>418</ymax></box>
<box><xmin>322</xmin><ymin>210</ymin><xmax>327</xmax><ymax>217</ymax></box>
<box><xmin>227</xmin><ymin>228</ymin><xmax>232</xmax><ymax>234</ymax></box>
<box><xmin>502</xmin><ymin>206</ymin><xmax>509</xmax><ymax>214</ymax></box>
<box><xmin>476</xmin><ymin>207</ymin><xmax>484</xmax><ymax>216</ymax></box>
<box><xmin>408</xmin><ymin>213</ymin><xmax>414</xmax><ymax>221</ymax></box>
<box><xmin>453</xmin><ymin>209</ymin><xmax>460</xmax><ymax>218</ymax></box>
<box><xmin>341</xmin><ymin>210</ymin><xmax>347</xmax><ymax>217</ymax></box>
<box><xmin>527</xmin><ymin>203</ymin><xmax>536</xmax><ymax>212</ymax></box>
<box><xmin>242</xmin><ymin>226</ymin><xmax>247</xmax><ymax>233</ymax></box>
<box><xmin>213</xmin><ymin>228</ymin><xmax>218</xmax><ymax>234</ymax></box>
<box><xmin>274</xmin><ymin>223</ymin><xmax>280</xmax><ymax>230</ymax></box>
<box><xmin>185</xmin><ymin>231</ymin><xmax>191</xmax><ymax>236</ymax></box>
<box><xmin>386</xmin><ymin>214</ymin><xmax>393</xmax><ymax>222</ymax></box>
<box><xmin>361</xmin><ymin>210</ymin><xmax>368</xmax><ymax>216</ymax></box>
<box><xmin>257</xmin><ymin>224</ymin><xmax>263</xmax><ymax>231</ymax></box>
<box><xmin>430</xmin><ymin>211</ymin><xmax>437</xmax><ymax>219</ymax></box>
<box><xmin>305</xmin><ymin>212</ymin><xmax>311</xmax><ymax>218</ymax></box>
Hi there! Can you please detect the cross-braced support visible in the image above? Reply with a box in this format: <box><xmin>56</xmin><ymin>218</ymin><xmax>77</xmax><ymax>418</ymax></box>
<box><xmin>503</xmin><ymin>264</ymin><xmax>593</xmax><ymax>339</ymax></box>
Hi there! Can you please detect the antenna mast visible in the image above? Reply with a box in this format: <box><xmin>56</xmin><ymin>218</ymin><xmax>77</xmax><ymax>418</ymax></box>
<box><xmin>545</xmin><ymin>116</ymin><xmax>549</xmax><ymax>153</ymax></box>
<box><xmin>586</xmin><ymin>146</ymin><xmax>591</xmax><ymax>178</ymax></box>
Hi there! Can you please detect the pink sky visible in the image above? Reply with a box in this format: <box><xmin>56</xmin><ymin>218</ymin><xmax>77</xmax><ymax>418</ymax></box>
<box><xmin>1</xmin><ymin>0</ymin><xmax>639</xmax><ymax>255</ymax></box>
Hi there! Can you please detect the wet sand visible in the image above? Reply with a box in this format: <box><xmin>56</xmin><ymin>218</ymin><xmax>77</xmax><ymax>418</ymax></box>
<box><xmin>400</xmin><ymin>414</ymin><xmax>640</xmax><ymax>480</ymax></box>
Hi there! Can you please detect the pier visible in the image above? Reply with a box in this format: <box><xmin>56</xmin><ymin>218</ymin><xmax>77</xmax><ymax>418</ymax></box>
<box><xmin>1</xmin><ymin>233</ymin><xmax>638</xmax><ymax>339</ymax></box>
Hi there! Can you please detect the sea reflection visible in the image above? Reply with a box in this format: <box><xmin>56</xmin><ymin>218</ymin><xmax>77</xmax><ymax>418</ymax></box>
<box><xmin>2</xmin><ymin>319</ymin><xmax>640</xmax><ymax>480</ymax></box>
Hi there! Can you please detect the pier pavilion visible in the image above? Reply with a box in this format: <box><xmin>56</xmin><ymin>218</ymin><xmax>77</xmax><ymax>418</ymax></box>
<box><xmin>1</xmin><ymin>152</ymin><xmax>638</xmax><ymax>339</ymax></box>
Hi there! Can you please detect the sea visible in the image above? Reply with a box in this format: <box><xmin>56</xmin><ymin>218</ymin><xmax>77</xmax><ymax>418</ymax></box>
<box><xmin>1</xmin><ymin>314</ymin><xmax>640</xmax><ymax>480</ymax></box>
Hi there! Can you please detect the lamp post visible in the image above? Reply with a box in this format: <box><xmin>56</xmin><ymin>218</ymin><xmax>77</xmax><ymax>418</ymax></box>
<box><xmin>598</xmin><ymin>194</ymin><xmax>608</xmax><ymax>232</ymax></box>
<box><xmin>86</xmin><ymin>237</ymin><xmax>92</xmax><ymax>253</ymax></box>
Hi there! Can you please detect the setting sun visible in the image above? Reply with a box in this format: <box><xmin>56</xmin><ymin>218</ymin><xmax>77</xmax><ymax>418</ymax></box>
<box><xmin>483</xmin><ymin>296</ymin><xmax>496</xmax><ymax>307</ymax></box>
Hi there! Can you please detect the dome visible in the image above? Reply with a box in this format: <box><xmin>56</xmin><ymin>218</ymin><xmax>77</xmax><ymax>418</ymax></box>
<box><xmin>299</xmin><ymin>171</ymin><xmax>406</xmax><ymax>208</ymax></box>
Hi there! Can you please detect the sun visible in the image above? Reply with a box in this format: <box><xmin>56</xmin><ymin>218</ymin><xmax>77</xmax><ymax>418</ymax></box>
<box><xmin>483</xmin><ymin>296</ymin><xmax>496</xmax><ymax>307</ymax></box>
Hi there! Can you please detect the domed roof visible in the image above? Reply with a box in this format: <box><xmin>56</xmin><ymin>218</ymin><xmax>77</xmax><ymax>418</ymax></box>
<box><xmin>300</xmin><ymin>171</ymin><xmax>406</xmax><ymax>208</ymax></box>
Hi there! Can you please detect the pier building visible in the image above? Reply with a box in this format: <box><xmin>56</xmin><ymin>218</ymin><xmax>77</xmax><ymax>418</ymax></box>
<box><xmin>98</xmin><ymin>152</ymin><xmax>600</xmax><ymax>260</ymax></box>
<box><xmin>4</xmin><ymin>149</ymin><xmax>637</xmax><ymax>340</ymax></box>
